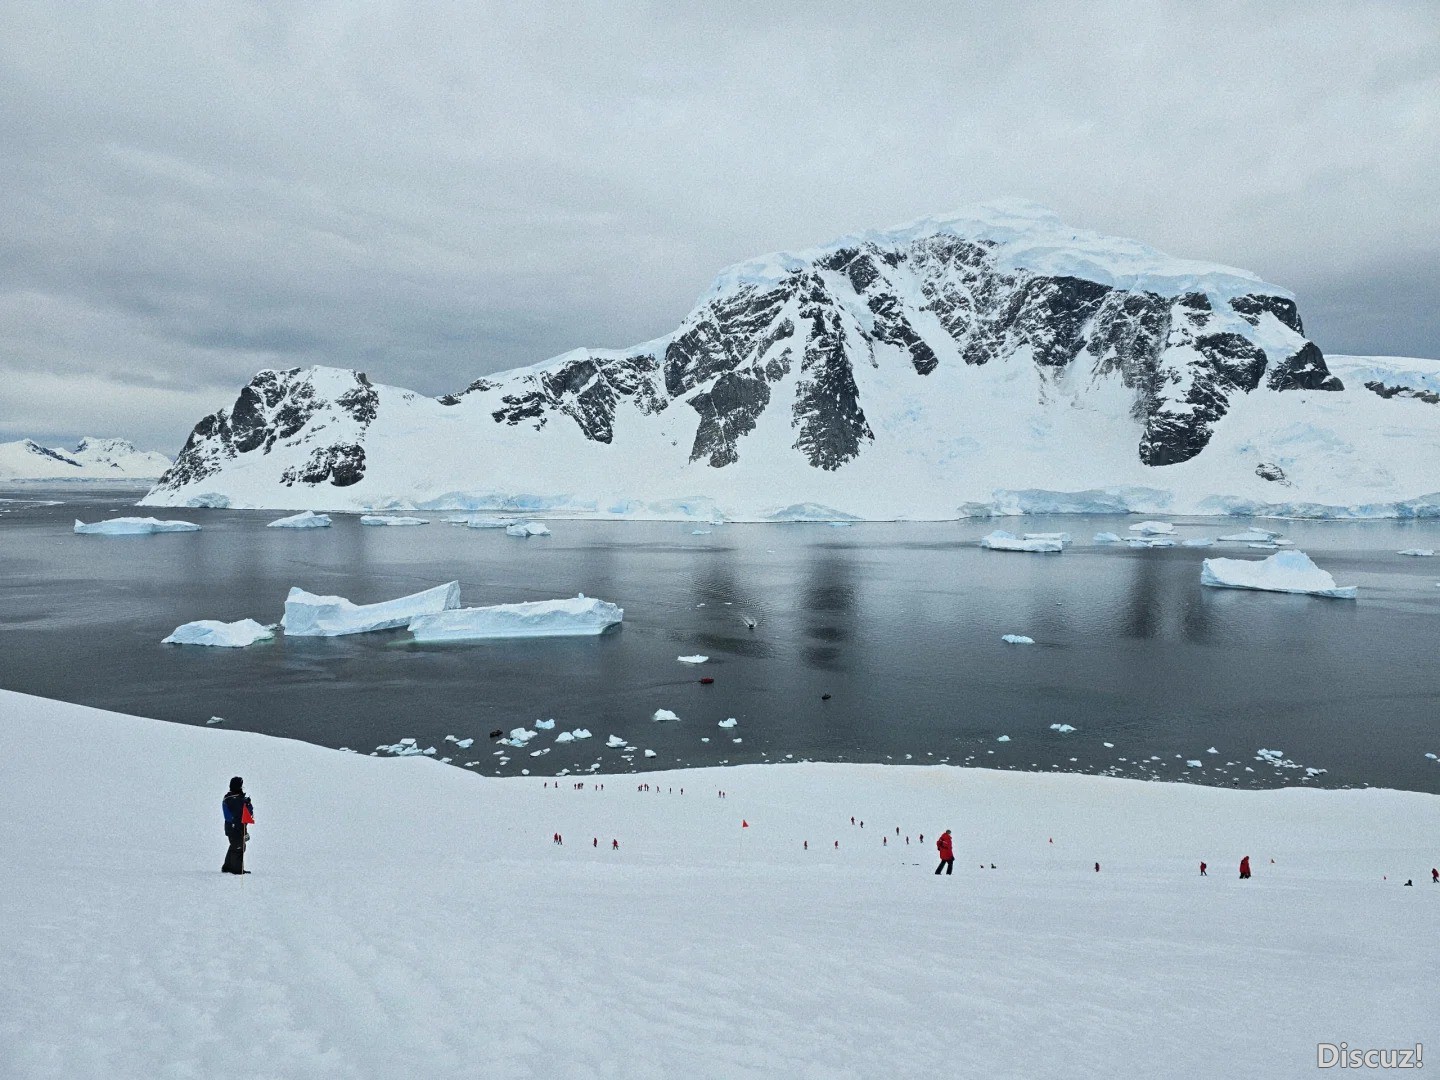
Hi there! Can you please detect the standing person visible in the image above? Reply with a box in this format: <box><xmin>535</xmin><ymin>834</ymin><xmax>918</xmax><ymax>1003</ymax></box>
<box><xmin>1432</xmin><ymin>868</ymin><xmax>1437</xmax><ymax>883</ymax></box>
<box><xmin>221</xmin><ymin>777</ymin><xmax>254</xmax><ymax>875</ymax></box>
<box><xmin>935</xmin><ymin>829</ymin><xmax>955</xmax><ymax>875</ymax></box>
<box><xmin>1239</xmin><ymin>855</ymin><xmax>1251</xmax><ymax>880</ymax></box>
<box><xmin>1200</xmin><ymin>861</ymin><xmax>1207</xmax><ymax>876</ymax></box>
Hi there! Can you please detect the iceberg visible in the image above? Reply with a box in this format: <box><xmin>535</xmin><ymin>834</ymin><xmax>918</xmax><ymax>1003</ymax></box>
<box><xmin>1093</xmin><ymin>532</ymin><xmax>1122</xmax><ymax>544</ymax></box>
<box><xmin>162</xmin><ymin>619</ymin><xmax>276</xmax><ymax>648</ymax></box>
<box><xmin>1050</xmin><ymin>723</ymin><xmax>1077</xmax><ymax>733</ymax></box>
<box><xmin>360</xmin><ymin>515</ymin><xmax>429</xmax><ymax>526</ymax></box>
<box><xmin>677</xmin><ymin>655</ymin><xmax>709</xmax><ymax>664</ymax></box>
<box><xmin>979</xmin><ymin>530</ymin><xmax>1063</xmax><ymax>553</ymax></box>
<box><xmin>1127</xmin><ymin>521</ymin><xmax>1175</xmax><ymax>535</ymax></box>
<box><xmin>718</xmin><ymin>718</ymin><xmax>738</xmax><ymax>728</ymax></box>
<box><xmin>407</xmin><ymin>595</ymin><xmax>623</xmax><ymax>641</ymax></box>
<box><xmin>1181</xmin><ymin>538</ymin><xmax>1214</xmax><ymax>548</ymax></box>
<box><xmin>605</xmin><ymin>735</ymin><xmax>628</xmax><ymax>748</ymax></box>
<box><xmin>554</xmin><ymin>728</ymin><xmax>592</xmax><ymax>743</ymax></box>
<box><xmin>1023</xmin><ymin>532</ymin><xmax>1070</xmax><ymax>544</ymax></box>
<box><xmin>445</xmin><ymin>514</ymin><xmax>512</xmax><ymax>528</ymax></box>
<box><xmin>506</xmin><ymin>521</ymin><xmax>551</xmax><ymax>537</ymax></box>
<box><xmin>1001</xmin><ymin>634</ymin><xmax>1035</xmax><ymax>645</ymax></box>
<box><xmin>1123</xmin><ymin>536</ymin><xmax>1176</xmax><ymax>548</ymax></box>
<box><xmin>1200</xmin><ymin>551</ymin><xmax>1357</xmax><ymax>599</ymax></box>
<box><xmin>74</xmin><ymin>517</ymin><xmax>200</xmax><ymax>535</ymax></box>
<box><xmin>653</xmin><ymin>709</ymin><xmax>680</xmax><ymax>723</ymax></box>
<box><xmin>267</xmin><ymin>510</ymin><xmax>331</xmax><ymax>528</ymax></box>
<box><xmin>282</xmin><ymin>580</ymin><xmax>462</xmax><ymax>636</ymax></box>
<box><xmin>1397</xmin><ymin>549</ymin><xmax>1436</xmax><ymax>557</ymax></box>
<box><xmin>1217</xmin><ymin>528</ymin><xmax>1281</xmax><ymax>543</ymax></box>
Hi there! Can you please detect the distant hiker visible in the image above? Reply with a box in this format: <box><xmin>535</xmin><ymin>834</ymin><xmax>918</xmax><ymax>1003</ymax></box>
<box><xmin>1432</xmin><ymin>868</ymin><xmax>1438</xmax><ymax>883</ymax></box>
<box><xmin>804</xmin><ymin>840</ymin><xmax>808</xmax><ymax>851</ymax></box>
<box><xmin>1200</xmin><ymin>861</ymin><xmax>1207</xmax><ymax>876</ymax></box>
<box><xmin>834</xmin><ymin>840</ymin><xmax>838</xmax><ymax>849</ymax></box>
<box><xmin>1239</xmin><ymin>856</ymin><xmax>1251</xmax><ymax>880</ymax></box>
<box><xmin>1094</xmin><ymin>863</ymin><xmax>1100</xmax><ymax>873</ymax></box>
<box><xmin>851</xmin><ymin>816</ymin><xmax>855</xmax><ymax>825</ymax></box>
<box><xmin>611</xmin><ymin>839</ymin><xmax>619</xmax><ymax>850</ymax></box>
<box><xmin>221</xmin><ymin>776</ymin><xmax>254</xmax><ymax>875</ymax></box>
<box><xmin>593</xmin><ymin>837</ymin><xmax>598</xmax><ymax>848</ymax></box>
<box><xmin>935</xmin><ymin>830</ymin><xmax>955</xmax><ymax>875</ymax></box>
<box><xmin>883</xmin><ymin>836</ymin><xmax>887</xmax><ymax>846</ymax></box>
<box><xmin>1404</xmin><ymin>879</ymin><xmax>1413</xmax><ymax>886</ymax></box>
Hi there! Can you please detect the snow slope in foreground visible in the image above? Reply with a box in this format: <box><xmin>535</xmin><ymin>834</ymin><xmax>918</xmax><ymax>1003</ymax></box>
<box><xmin>1</xmin><ymin>690</ymin><xmax>1434</xmax><ymax>1080</ymax></box>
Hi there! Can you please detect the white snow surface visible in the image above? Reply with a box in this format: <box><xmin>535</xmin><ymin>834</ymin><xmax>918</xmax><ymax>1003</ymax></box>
<box><xmin>267</xmin><ymin>510</ymin><xmax>331</xmax><ymax>528</ymax></box>
<box><xmin>3</xmin><ymin>689</ymin><xmax>1433</xmax><ymax>1079</ymax></box>
<box><xmin>407</xmin><ymin>596</ymin><xmax>623</xmax><ymax>641</ymax></box>
<box><xmin>281</xmin><ymin>581</ymin><xmax>462</xmax><ymax>636</ymax></box>
<box><xmin>0</xmin><ymin>437</ymin><xmax>171</xmax><ymax>481</ymax></box>
<box><xmin>1201</xmin><ymin>551</ymin><xmax>1357</xmax><ymax>599</ymax></box>
<box><xmin>980</xmin><ymin>530</ymin><xmax>1063</xmax><ymax>553</ymax></box>
<box><xmin>74</xmin><ymin>516</ymin><xmax>200</xmax><ymax>535</ymax></box>
<box><xmin>161</xmin><ymin>619</ymin><xmax>276</xmax><ymax>648</ymax></box>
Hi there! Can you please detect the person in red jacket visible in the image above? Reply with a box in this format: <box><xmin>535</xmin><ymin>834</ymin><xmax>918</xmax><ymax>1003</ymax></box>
<box><xmin>935</xmin><ymin>829</ymin><xmax>955</xmax><ymax>875</ymax></box>
<box><xmin>1239</xmin><ymin>855</ymin><xmax>1251</xmax><ymax>880</ymax></box>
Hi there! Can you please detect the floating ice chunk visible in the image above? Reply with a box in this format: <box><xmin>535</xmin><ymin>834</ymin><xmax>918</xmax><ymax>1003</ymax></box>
<box><xmin>375</xmin><ymin>738</ymin><xmax>432</xmax><ymax>756</ymax></box>
<box><xmin>980</xmin><ymin>530</ymin><xmax>1062</xmax><ymax>553</ymax></box>
<box><xmin>732</xmin><ymin>738</ymin><xmax>742</xmax><ymax>743</ymax></box>
<box><xmin>408</xmin><ymin>595</ymin><xmax>622</xmax><ymax>641</ymax></box>
<box><xmin>1185</xmin><ymin>760</ymin><xmax>1202</xmax><ymax>768</ymax></box>
<box><xmin>508</xmin><ymin>728</ymin><xmax>536</xmax><ymax>743</ymax></box>
<box><xmin>207</xmin><ymin>716</ymin><xmax>225</xmax><ymax>725</ymax></box>
<box><xmin>162</xmin><ymin>619</ymin><xmax>275</xmax><ymax>648</ymax></box>
<box><xmin>555</xmin><ymin>729</ymin><xmax>592</xmax><ymax>743</ymax></box>
<box><xmin>534</xmin><ymin>719</ymin><xmax>556</xmax><ymax>730</ymax></box>
<box><xmin>447</xmin><ymin>514</ymin><xmax>511</xmax><ymax>529</ymax></box>
<box><xmin>75</xmin><ymin>517</ymin><xmax>200</xmax><ymax>535</ymax></box>
<box><xmin>677</xmin><ymin>655</ymin><xmax>709</xmax><ymax>664</ymax></box>
<box><xmin>1123</xmin><ymin>536</ymin><xmax>1175</xmax><ymax>548</ymax></box>
<box><xmin>1397</xmin><ymin>548</ymin><xmax>1436</xmax><ymax>557</ymax></box>
<box><xmin>1023</xmin><ymin>532</ymin><xmax>1071</xmax><ymax>544</ymax></box>
<box><xmin>1001</xmin><ymin>634</ymin><xmax>1035</xmax><ymax>645</ymax></box>
<box><xmin>1127</xmin><ymin>520</ymin><xmax>1175</xmax><ymax>535</ymax></box>
<box><xmin>718</xmin><ymin>718</ymin><xmax>738</xmax><ymax>729</ymax></box>
<box><xmin>653</xmin><ymin>709</ymin><xmax>680</xmax><ymax>722</ymax></box>
<box><xmin>605</xmin><ymin>735</ymin><xmax>627</xmax><ymax>748</ymax></box>
<box><xmin>282</xmin><ymin>581</ymin><xmax>461</xmax><ymax>636</ymax></box>
<box><xmin>360</xmin><ymin>515</ymin><xmax>429</xmax><ymax>526</ymax></box>
<box><xmin>1201</xmin><ymin>550</ymin><xmax>1357</xmax><ymax>599</ymax></box>
<box><xmin>1102</xmin><ymin>742</ymin><xmax>1114</xmax><ymax>748</ymax></box>
<box><xmin>505</xmin><ymin>521</ymin><xmax>551</xmax><ymax>537</ymax></box>
<box><xmin>1218</xmin><ymin>528</ymin><xmax>1281</xmax><ymax>543</ymax></box>
<box><xmin>1093</xmin><ymin>532</ymin><xmax>1123</xmax><ymax>544</ymax></box>
<box><xmin>1305</xmin><ymin>767</ymin><xmax>1327</xmax><ymax>776</ymax></box>
<box><xmin>267</xmin><ymin>510</ymin><xmax>331</xmax><ymax>528</ymax></box>
<box><xmin>996</xmin><ymin>735</ymin><xmax>1010</xmax><ymax>742</ymax></box>
<box><xmin>1049</xmin><ymin>724</ymin><xmax>1076</xmax><ymax>733</ymax></box>
<box><xmin>1181</xmin><ymin>538</ymin><xmax>1214</xmax><ymax>548</ymax></box>
<box><xmin>455</xmin><ymin>738</ymin><xmax>473</xmax><ymax>748</ymax></box>
<box><xmin>1246</xmin><ymin>543</ymin><xmax>1278</xmax><ymax>550</ymax></box>
<box><xmin>643</xmin><ymin>749</ymin><xmax>657</xmax><ymax>758</ymax></box>
<box><xmin>1206</xmin><ymin>746</ymin><xmax>1218</xmax><ymax>754</ymax></box>
<box><xmin>690</xmin><ymin>529</ymin><xmax>712</xmax><ymax>535</ymax></box>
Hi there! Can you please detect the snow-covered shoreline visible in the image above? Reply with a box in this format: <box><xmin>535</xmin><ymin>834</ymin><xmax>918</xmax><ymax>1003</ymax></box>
<box><xmin>2</xmin><ymin>689</ymin><xmax>1434</xmax><ymax>1078</ymax></box>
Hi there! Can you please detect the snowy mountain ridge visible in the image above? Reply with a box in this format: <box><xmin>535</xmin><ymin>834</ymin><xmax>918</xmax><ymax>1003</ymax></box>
<box><xmin>141</xmin><ymin>205</ymin><xmax>1438</xmax><ymax>519</ymax></box>
<box><xmin>0</xmin><ymin>437</ymin><xmax>172</xmax><ymax>481</ymax></box>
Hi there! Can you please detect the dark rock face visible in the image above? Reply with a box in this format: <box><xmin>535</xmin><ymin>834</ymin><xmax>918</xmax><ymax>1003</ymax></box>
<box><xmin>492</xmin><ymin>352</ymin><xmax>664</xmax><ymax>443</ymax></box>
<box><xmin>1364</xmin><ymin>379</ymin><xmax>1440</xmax><ymax>405</ymax></box>
<box><xmin>153</xmin><ymin>368</ymin><xmax>379</xmax><ymax>492</ymax></box>
<box><xmin>791</xmin><ymin>276</ymin><xmax>873</xmax><ymax>469</ymax></box>
<box><xmin>1230</xmin><ymin>293</ymin><xmax>1304</xmax><ymax>335</ymax></box>
<box><xmin>1255</xmin><ymin>462</ymin><xmax>1289</xmax><ymax>483</ymax></box>
<box><xmin>1267</xmin><ymin>343</ymin><xmax>1343</xmax><ymax>391</ymax></box>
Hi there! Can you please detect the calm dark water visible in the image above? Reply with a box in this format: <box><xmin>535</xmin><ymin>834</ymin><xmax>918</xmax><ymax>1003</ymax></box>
<box><xmin>3</xmin><ymin>484</ymin><xmax>1439</xmax><ymax>792</ymax></box>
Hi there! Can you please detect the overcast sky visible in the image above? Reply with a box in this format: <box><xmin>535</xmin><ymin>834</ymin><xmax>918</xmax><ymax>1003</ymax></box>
<box><xmin>2</xmin><ymin>1</ymin><xmax>1436</xmax><ymax>452</ymax></box>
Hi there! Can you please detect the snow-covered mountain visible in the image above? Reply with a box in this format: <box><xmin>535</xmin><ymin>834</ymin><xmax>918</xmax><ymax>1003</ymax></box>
<box><xmin>142</xmin><ymin>202</ymin><xmax>1440</xmax><ymax>519</ymax></box>
<box><xmin>0</xmin><ymin>437</ymin><xmax>172</xmax><ymax>481</ymax></box>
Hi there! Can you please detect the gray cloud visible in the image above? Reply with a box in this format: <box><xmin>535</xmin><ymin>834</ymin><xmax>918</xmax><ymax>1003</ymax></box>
<box><xmin>1</xmin><ymin>1</ymin><xmax>1436</xmax><ymax>453</ymax></box>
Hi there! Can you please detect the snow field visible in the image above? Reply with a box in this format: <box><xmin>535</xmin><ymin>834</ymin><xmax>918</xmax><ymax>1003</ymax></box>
<box><xmin>1</xmin><ymin>690</ymin><xmax>1435</xmax><ymax>1079</ymax></box>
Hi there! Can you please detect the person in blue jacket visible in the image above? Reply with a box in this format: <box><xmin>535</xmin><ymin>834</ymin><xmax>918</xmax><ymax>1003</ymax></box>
<box><xmin>221</xmin><ymin>776</ymin><xmax>254</xmax><ymax>875</ymax></box>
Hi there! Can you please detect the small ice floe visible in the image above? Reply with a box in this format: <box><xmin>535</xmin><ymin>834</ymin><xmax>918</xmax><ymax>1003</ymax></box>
<box><xmin>690</xmin><ymin>529</ymin><xmax>712</xmax><ymax>535</ymax></box>
<box><xmin>455</xmin><ymin>738</ymin><xmax>473</xmax><ymax>748</ymax></box>
<box><xmin>360</xmin><ymin>515</ymin><xmax>429</xmax><ymax>526</ymax></box>
<box><xmin>375</xmin><ymin>738</ymin><xmax>435</xmax><ymax>756</ymax></box>
<box><xmin>283</xmin><ymin>581</ymin><xmax>461</xmax><ymax>636</ymax></box>
<box><xmin>1181</xmin><ymin>538</ymin><xmax>1214</xmax><ymax>548</ymax></box>
<box><xmin>1093</xmin><ymin>532</ymin><xmax>1122</xmax><ymax>544</ymax></box>
<box><xmin>1001</xmin><ymin>634</ymin><xmax>1035</xmax><ymax>645</ymax></box>
<box><xmin>980</xmin><ymin>530</ymin><xmax>1062</xmax><ymax>553</ymax></box>
<box><xmin>1102</xmin><ymin>742</ymin><xmax>1114</xmax><ymax>748</ymax></box>
<box><xmin>1246</xmin><ymin>542</ymin><xmax>1279</xmax><ymax>550</ymax></box>
<box><xmin>700</xmin><ymin>737</ymin><xmax>710</xmax><ymax>743</ymax></box>
<box><xmin>535</xmin><ymin>719</ymin><xmax>556</xmax><ymax>730</ymax></box>
<box><xmin>718</xmin><ymin>718</ymin><xmax>738</xmax><ymax>729</ymax></box>
<box><xmin>446</xmin><ymin>514</ymin><xmax>511</xmax><ymax>529</ymax></box>
<box><xmin>1185</xmin><ymin>760</ymin><xmax>1202</xmax><ymax>768</ymax></box>
<box><xmin>529</xmin><ymin>748</ymin><xmax>549</xmax><ymax>757</ymax></box>
<box><xmin>555</xmin><ymin>729</ymin><xmax>592</xmax><ymax>743</ymax></box>
<box><xmin>1397</xmin><ymin>548</ymin><xmax>1436</xmax><ymax>557</ymax></box>
<box><xmin>1207</xmin><ymin>746</ymin><xmax>1218</xmax><ymax>754</ymax></box>
<box><xmin>163</xmin><ymin>619</ymin><xmax>276</xmax><ymax>648</ymax></box>
<box><xmin>1127</xmin><ymin>520</ymin><xmax>1175</xmax><ymax>536</ymax></box>
<box><xmin>643</xmin><ymin>749</ymin><xmax>657</xmax><ymax>758</ymax></box>
<box><xmin>267</xmin><ymin>510</ymin><xmax>331</xmax><ymax>528</ymax></box>
<box><xmin>409</xmin><ymin>596</ymin><xmax>622</xmax><ymax>641</ymax></box>
<box><xmin>207</xmin><ymin>716</ymin><xmax>225</xmax><ymax>725</ymax></box>
<box><xmin>1424</xmin><ymin>752</ymin><xmax>1436</xmax><ymax>761</ymax></box>
<box><xmin>653</xmin><ymin>709</ymin><xmax>680</xmax><ymax>722</ymax></box>
<box><xmin>505</xmin><ymin>521</ymin><xmax>551</xmax><ymax>537</ymax></box>
<box><xmin>996</xmin><ymin>735</ymin><xmax>1011</xmax><ymax>742</ymax></box>
<box><xmin>677</xmin><ymin>655</ymin><xmax>709</xmax><ymax>664</ymax></box>
<box><xmin>75</xmin><ymin>517</ymin><xmax>200</xmax><ymax>535</ymax></box>
<box><xmin>1305</xmin><ymin>767</ymin><xmax>1327</xmax><ymax>776</ymax></box>
<box><xmin>1123</xmin><ymin>536</ymin><xmax>1176</xmax><ymax>548</ymax></box>
<box><xmin>498</xmin><ymin>727</ymin><xmax>537</xmax><ymax>748</ymax></box>
<box><xmin>605</xmin><ymin>735</ymin><xmax>628</xmax><ymax>748</ymax></box>
<box><xmin>731</xmin><ymin>738</ymin><xmax>742</xmax><ymax>744</ymax></box>
<box><xmin>1218</xmin><ymin>528</ymin><xmax>1281</xmax><ymax>543</ymax></box>
<box><xmin>1049</xmin><ymin>724</ymin><xmax>1076</xmax><ymax>733</ymax></box>
<box><xmin>1023</xmin><ymin>532</ymin><xmax>1071</xmax><ymax>544</ymax></box>
<box><xmin>1201</xmin><ymin>550</ymin><xmax>1356</xmax><ymax>599</ymax></box>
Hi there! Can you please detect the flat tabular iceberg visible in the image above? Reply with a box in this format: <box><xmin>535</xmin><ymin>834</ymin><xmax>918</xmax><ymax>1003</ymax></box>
<box><xmin>1200</xmin><ymin>550</ymin><xmax>1357</xmax><ymax>599</ymax></box>
<box><xmin>1397</xmin><ymin>548</ymin><xmax>1436</xmax><ymax>557</ymax></box>
<box><xmin>162</xmin><ymin>619</ymin><xmax>276</xmax><ymax>647</ymax></box>
<box><xmin>677</xmin><ymin>655</ymin><xmax>708</xmax><ymax>664</ymax></box>
<box><xmin>282</xmin><ymin>580</ymin><xmax>462</xmax><ymax>636</ymax></box>
<box><xmin>1218</xmin><ymin>528</ymin><xmax>1281</xmax><ymax>543</ymax></box>
<box><xmin>360</xmin><ymin>515</ymin><xmax>429</xmax><ymax>526</ymax></box>
<box><xmin>1023</xmin><ymin>532</ymin><xmax>1070</xmax><ymax>544</ymax></box>
<box><xmin>1001</xmin><ymin>635</ymin><xmax>1035</xmax><ymax>645</ymax></box>
<box><xmin>506</xmin><ymin>521</ymin><xmax>551</xmax><ymax>537</ymax></box>
<box><xmin>407</xmin><ymin>595</ymin><xmax>623</xmax><ymax>641</ymax></box>
<box><xmin>74</xmin><ymin>517</ymin><xmax>199</xmax><ymax>535</ymax></box>
<box><xmin>980</xmin><ymin>530</ymin><xmax>1062</xmax><ymax>553</ymax></box>
<box><xmin>1127</xmin><ymin>521</ymin><xmax>1175</xmax><ymax>535</ymax></box>
<box><xmin>268</xmin><ymin>510</ymin><xmax>331</xmax><ymax>528</ymax></box>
